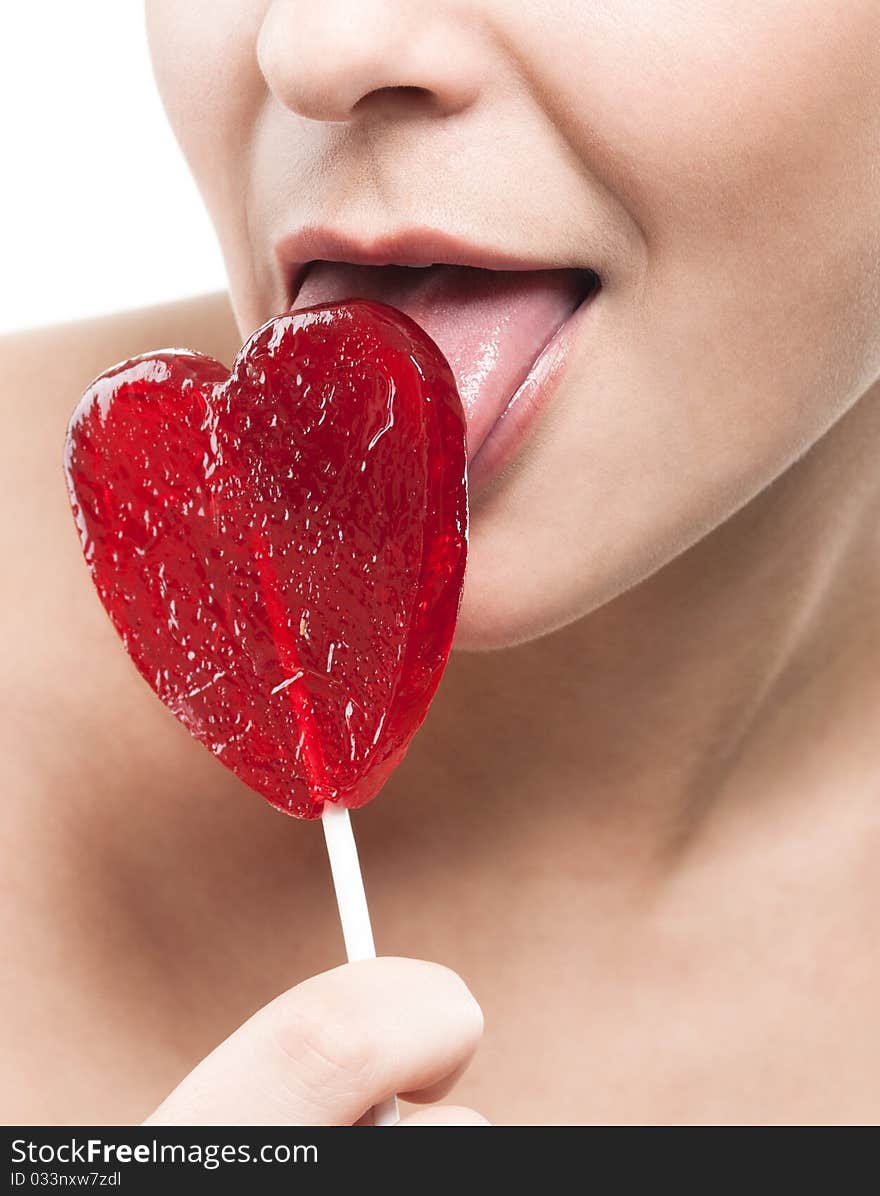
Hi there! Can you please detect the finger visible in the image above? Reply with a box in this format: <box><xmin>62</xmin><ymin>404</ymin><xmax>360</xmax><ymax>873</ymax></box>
<box><xmin>396</xmin><ymin>1105</ymin><xmax>491</xmax><ymax>1126</ymax></box>
<box><xmin>398</xmin><ymin>1055</ymin><xmax>475</xmax><ymax>1105</ymax></box>
<box><xmin>144</xmin><ymin>957</ymin><xmax>483</xmax><ymax>1126</ymax></box>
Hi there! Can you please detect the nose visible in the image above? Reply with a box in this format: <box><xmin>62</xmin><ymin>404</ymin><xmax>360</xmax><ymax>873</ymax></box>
<box><xmin>257</xmin><ymin>0</ymin><xmax>482</xmax><ymax>123</ymax></box>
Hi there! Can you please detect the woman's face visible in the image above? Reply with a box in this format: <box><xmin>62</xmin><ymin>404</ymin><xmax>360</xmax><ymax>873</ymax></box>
<box><xmin>146</xmin><ymin>1</ymin><xmax>880</xmax><ymax>650</ymax></box>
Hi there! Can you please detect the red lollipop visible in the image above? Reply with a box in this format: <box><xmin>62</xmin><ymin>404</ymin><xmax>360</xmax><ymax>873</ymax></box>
<box><xmin>64</xmin><ymin>301</ymin><xmax>468</xmax><ymax>818</ymax></box>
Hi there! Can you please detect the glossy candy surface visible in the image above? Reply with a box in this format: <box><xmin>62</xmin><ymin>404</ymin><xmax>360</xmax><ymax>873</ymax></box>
<box><xmin>64</xmin><ymin>301</ymin><xmax>467</xmax><ymax>818</ymax></box>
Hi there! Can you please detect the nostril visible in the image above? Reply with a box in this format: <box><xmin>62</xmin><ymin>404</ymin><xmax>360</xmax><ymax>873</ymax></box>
<box><xmin>352</xmin><ymin>85</ymin><xmax>444</xmax><ymax>118</ymax></box>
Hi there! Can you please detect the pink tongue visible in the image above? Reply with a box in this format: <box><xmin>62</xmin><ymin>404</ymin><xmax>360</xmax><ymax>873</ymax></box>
<box><xmin>294</xmin><ymin>263</ymin><xmax>585</xmax><ymax>461</ymax></box>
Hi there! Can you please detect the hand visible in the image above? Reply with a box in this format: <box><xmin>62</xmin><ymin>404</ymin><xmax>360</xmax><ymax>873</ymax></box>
<box><xmin>143</xmin><ymin>957</ymin><xmax>488</xmax><ymax>1126</ymax></box>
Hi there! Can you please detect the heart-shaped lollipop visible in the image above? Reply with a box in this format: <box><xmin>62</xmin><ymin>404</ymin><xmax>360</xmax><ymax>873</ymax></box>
<box><xmin>64</xmin><ymin>300</ymin><xmax>467</xmax><ymax>819</ymax></box>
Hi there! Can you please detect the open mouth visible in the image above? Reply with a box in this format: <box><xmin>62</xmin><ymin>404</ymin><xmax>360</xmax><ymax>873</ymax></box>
<box><xmin>284</xmin><ymin>248</ymin><xmax>599</xmax><ymax>494</ymax></box>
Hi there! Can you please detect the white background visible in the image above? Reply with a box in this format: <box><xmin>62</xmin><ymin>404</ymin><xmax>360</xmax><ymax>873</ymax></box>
<box><xmin>0</xmin><ymin>4</ymin><xmax>227</xmax><ymax>334</ymax></box>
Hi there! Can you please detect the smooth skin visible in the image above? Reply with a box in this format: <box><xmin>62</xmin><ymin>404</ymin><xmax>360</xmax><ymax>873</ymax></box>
<box><xmin>2</xmin><ymin>0</ymin><xmax>880</xmax><ymax>1124</ymax></box>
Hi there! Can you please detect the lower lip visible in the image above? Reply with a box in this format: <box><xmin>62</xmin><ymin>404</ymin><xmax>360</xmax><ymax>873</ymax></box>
<box><xmin>466</xmin><ymin>292</ymin><xmax>595</xmax><ymax>498</ymax></box>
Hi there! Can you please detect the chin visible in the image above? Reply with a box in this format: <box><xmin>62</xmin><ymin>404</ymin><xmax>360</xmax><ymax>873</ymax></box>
<box><xmin>451</xmin><ymin>541</ymin><xmax>597</xmax><ymax>652</ymax></box>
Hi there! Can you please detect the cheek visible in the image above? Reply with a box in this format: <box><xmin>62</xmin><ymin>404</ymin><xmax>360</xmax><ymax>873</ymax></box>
<box><xmin>458</xmin><ymin>2</ymin><xmax>880</xmax><ymax>648</ymax></box>
<box><xmin>146</xmin><ymin>1</ymin><xmax>267</xmax><ymax>328</ymax></box>
<box><xmin>510</xmin><ymin>0</ymin><xmax>879</xmax><ymax>364</ymax></box>
<box><xmin>541</xmin><ymin>0</ymin><xmax>880</xmax><ymax>368</ymax></box>
<box><xmin>146</xmin><ymin>1</ymin><xmax>264</xmax><ymax>135</ymax></box>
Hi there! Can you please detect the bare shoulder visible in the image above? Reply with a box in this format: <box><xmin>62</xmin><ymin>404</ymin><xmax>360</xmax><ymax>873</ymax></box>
<box><xmin>0</xmin><ymin>291</ymin><xmax>241</xmax><ymax>407</ymax></box>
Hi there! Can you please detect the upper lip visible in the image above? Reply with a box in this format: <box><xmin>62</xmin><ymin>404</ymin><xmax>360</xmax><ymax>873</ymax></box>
<box><xmin>276</xmin><ymin>225</ymin><xmax>586</xmax><ymax>305</ymax></box>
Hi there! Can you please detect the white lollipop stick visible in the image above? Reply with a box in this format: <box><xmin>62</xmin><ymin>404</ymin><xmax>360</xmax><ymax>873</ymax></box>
<box><xmin>321</xmin><ymin>802</ymin><xmax>400</xmax><ymax>1127</ymax></box>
